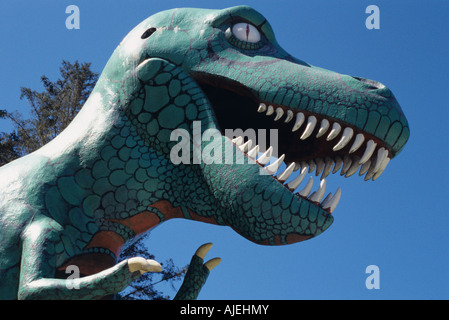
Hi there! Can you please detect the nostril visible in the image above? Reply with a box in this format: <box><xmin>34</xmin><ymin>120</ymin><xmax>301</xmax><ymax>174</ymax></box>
<box><xmin>352</xmin><ymin>76</ymin><xmax>385</xmax><ymax>90</ymax></box>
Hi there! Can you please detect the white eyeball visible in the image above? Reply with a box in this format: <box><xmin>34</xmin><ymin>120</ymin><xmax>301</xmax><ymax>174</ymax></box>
<box><xmin>231</xmin><ymin>23</ymin><xmax>261</xmax><ymax>43</ymax></box>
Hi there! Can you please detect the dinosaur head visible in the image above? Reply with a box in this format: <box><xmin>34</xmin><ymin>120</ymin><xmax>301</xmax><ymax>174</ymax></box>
<box><xmin>105</xmin><ymin>6</ymin><xmax>409</xmax><ymax>245</ymax></box>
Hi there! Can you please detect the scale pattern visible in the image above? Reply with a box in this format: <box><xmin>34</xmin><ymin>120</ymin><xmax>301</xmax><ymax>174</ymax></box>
<box><xmin>0</xmin><ymin>5</ymin><xmax>409</xmax><ymax>299</ymax></box>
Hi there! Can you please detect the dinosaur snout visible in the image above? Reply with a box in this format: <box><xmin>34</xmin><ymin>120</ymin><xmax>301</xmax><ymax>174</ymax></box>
<box><xmin>349</xmin><ymin>76</ymin><xmax>397</xmax><ymax>102</ymax></box>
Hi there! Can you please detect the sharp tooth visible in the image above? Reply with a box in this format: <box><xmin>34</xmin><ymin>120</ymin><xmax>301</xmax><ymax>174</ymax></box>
<box><xmin>232</xmin><ymin>136</ymin><xmax>244</xmax><ymax>146</ymax></box>
<box><xmin>373</xmin><ymin>147</ymin><xmax>388</xmax><ymax>173</ymax></box>
<box><xmin>321</xmin><ymin>157</ymin><xmax>334</xmax><ymax>179</ymax></box>
<box><xmin>340</xmin><ymin>155</ymin><xmax>352</xmax><ymax>175</ymax></box>
<box><xmin>321</xmin><ymin>192</ymin><xmax>334</xmax><ymax>208</ymax></box>
<box><xmin>364</xmin><ymin>158</ymin><xmax>377</xmax><ymax>181</ymax></box>
<box><xmin>293</xmin><ymin>162</ymin><xmax>301</xmax><ymax>171</ymax></box>
<box><xmin>287</xmin><ymin>167</ymin><xmax>307</xmax><ymax>190</ymax></box>
<box><xmin>257</xmin><ymin>103</ymin><xmax>267</xmax><ymax>113</ymax></box>
<box><xmin>265</xmin><ymin>154</ymin><xmax>285</xmax><ymax>175</ymax></box>
<box><xmin>349</xmin><ymin>133</ymin><xmax>365</xmax><ymax>153</ymax></box>
<box><xmin>316</xmin><ymin>119</ymin><xmax>330</xmax><ymax>138</ymax></box>
<box><xmin>372</xmin><ymin>157</ymin><xmax>390</xmax><ymax>181</ymax></box>
<box><xmin>300</xmin><ymin>116</ymin><xmax>317</xmax><ymax>140</ymax></box>
<box><xmin>292</xmin><ymin>112</ymin><xmax>305</xmax><ymax>132</ymax></box>
<box><xmin>266</xmin><ymin>105</ymin><xmax>274</xmax><ymax>116</ymax></box>
<box><xmin>277</xmin><ymin>162</ymin><xmax>296</xmax><ymax>182</ymax></box>
<box><xmin>333</xmin><ymin>127</ymin><xmax>354</xmax><ymax>151</ymax></box>
<box><xmin>308</xmin><ymin>160</ymin><xmax>316</xmax><ymax>174</ymax></box>
<box><xmin>326</xmin><ymin>123</ymin><xmax>342</xmax><ymax>141</ymax></box>
<box><xmin>284</xmin><ymin>110</ymin><xmax>294</xmax><ymax>123</ymax></box>
<box><xmin>359</xmin><ymin>140</ymin><xmax>377</xmax><ymax>164</ymax></box>
<box><xmin>359</xmin><ymin>159</ymin><xmax>371</xmax><ymax>176</ymax></box>
<box><xmin>256</xmin><ymin>146</ymin><xmax>273</xmax><ymax>165</ymax></box>
<box><xmin>333</xmin><ymin>157</ymin><xmax>343</xmax><ymax>174</ymax></box>
<box><xmin>247</xmin><ymin>145</ymin><xmax>259</xmax><ymax>159</ymax></box>
<box><xmin>345</xmin><ymin>156</ymin><xmax>361</xmax><ymax>177</ymax></box>
<box><xmin>274</xmin><ymin>108</ymin><xmax>284</xmax><ymax>121</ymax></box>
<box><xmin>324</xmin><ymin>188</ymin><xmax>341</xmax><ymax>213</ymax></box>
<box><xmin>308</xmin><ymin>179</ymin><xmax>327</xmax><ymax>202</ymax></box>
<box><xmin>298</xmin><ymin>176</ymin><xmax>314</xmax><ymax>197</ymax></box>
<box><xmin>239</xmin><ymin>140</ymin><xmax>253</xmax><ymax>153</ymax></box>
<box><xmin>315</xmin><ymin>158</ymin><xmax>325</xmax><ymax>176</ymax></box>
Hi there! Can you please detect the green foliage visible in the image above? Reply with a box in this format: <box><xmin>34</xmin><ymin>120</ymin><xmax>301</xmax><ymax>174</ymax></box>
<box><xmin>0</xmin><ymin>60</ymin><xmax>98</xmax><ymax>165</ymax></box>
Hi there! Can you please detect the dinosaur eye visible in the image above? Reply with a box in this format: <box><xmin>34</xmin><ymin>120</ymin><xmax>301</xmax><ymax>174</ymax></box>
<box><xmin>231</xmin><ymin>23</ymin><xmax>261</xmax><ymax>43</ymax></box>
<box><xmin>141</xmin><ymin>27</ymin><xmax>156</xmax><ymax>39</ymax></box>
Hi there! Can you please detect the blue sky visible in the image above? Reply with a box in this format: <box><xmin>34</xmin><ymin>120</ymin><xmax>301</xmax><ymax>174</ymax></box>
<box><xmin>1</xmin><ymin>0</ymin><xmax>448</xmax><ymax>299</ymax></box>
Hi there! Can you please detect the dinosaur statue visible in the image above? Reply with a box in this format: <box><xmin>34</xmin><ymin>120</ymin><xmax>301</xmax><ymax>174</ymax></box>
<box><xmin>0</xmin><ymin>6</ymin><xmax>409</xmax><ymax>299</ymax></box>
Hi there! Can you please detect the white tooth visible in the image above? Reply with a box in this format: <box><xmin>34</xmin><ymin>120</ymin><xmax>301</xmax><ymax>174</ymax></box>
<box><xmin>340</xmin><ymin>155</ymin><xmax>352</xmax><ymax>175</ymax></box>
<box><xmin>359</xmin><ymin>140</ymin><xmax>377</xmax><ymax>164</ymax></box>
<box><xmin>247</xmin><ymin>145</ymin><xmax>259</xmax><ymax>159</ymax></box>
<box><xmin>349</xmin><ymin>133</ymin><xmax>365</xmax><ymax>153</ymax></box>
<box><xmin>300</xmin><ymin>116</ymin><xmax>317</xmax><ymax>140</ymax></box>
<box><xmin>364</xmin><ymin>158</ymin><xmax>377</xmax><ymax>181</ymax></box>
<box><xmin>372</xmin><ymin>157</ymin><xmax>390</xmax><ymax>181</ymax></box>
<box><xmin>315</xmin><ymin>158</ymin><xmax>325</xmax><ymax>176</ymax></box>
<box><xmin>333</xmin><ymin>127</ymin><xmax>354</xmax><ymax>151</ymax></box>
<box><xmin>325</xmin><ymin>188</ymin><xmax>341</xmax><ymax>213</ymax></box>
<box><xmin>266</xmin><ymin>105</ymin><xmax>274</xmax><ymax>116</ymax></box>
<box><xmin>284</xmin><ymin>110</ymin><xmax>294</xmax><ymax>123</ymax></box>
<box><xmin>308</xmin><ymin>179</ymin><xmax>327</xmax><ymax>202</ymax></box>
<box><xmin>326</xmin><ymin>123</ymin><xmax>342</xmax><ymax>141</ymax></box>
<box><xmin>277</xmin><ymin>162</ymin><xmax>296</xmax><ymax>182</ymax></box>
<box><xmin>287</xmin><ymin>167</ymin><xmax>307</xmax><ymax>190</ymax></box>
<box><xmin>257</xmin><ymin>103</ymin><xmax>267</xmax><ymax>113</ymax></box>
<box><xmin>232</xmin><ymin>136</ymin><xmax>244</xmax><ymax>146</ymax></box>
<box><xmin>292</xmin><ymin>112</ymin><xmax>305</xmax><ymax>132</ymax></box>
<box><xmin>321</xmin><ymin>192</ymin><xmax>334</xmax><ymax>208</ymax></box>
<box><xmin>321</xmin><ymin>157</ymin><xmax>334</xmax><ymax>179</ymax></box>
<box><xmin>316</xmin><ymin>119</ymin><xmax>330</xmax><ymax>138</ymax></box>
<box><xmin>256</xmin><ymin>146</ymin><xmax>273</xmax><ymax>165</ymax></box>
<box><xmin>333</xmin><ymin>157</ymin><xmax>343</xmax><ymax>174</ymax></box>
<box><xmin>293</xmin><ymin>162</ymin><xmax>301</xmax><ymax>171</ymax></box>
<box><xmin>298</xmin><ymin>176</ymin><xmax>314</xmax><ymax>197</ymax></box>
<box><xmin>239</xmin><ymin>140</ymin><xmax>252</xmax><ymax>153</ymax></box>
<box><xmin>373</xmin><ymin>147</ymin><xmax>388</xmax><ymax>173</ymax></box>
<box><xmin>274</xmin><ymin>108</ymin><xmax>284</xmax><ymax>121</ymax></box>
<box><xmin>359</xmin><ymin>159</ymin><xmax>371</xmax><ymax>176</ymax></box>
<box><xmin>308</xmin><ymin>160</ymin><xmax>316</xmax><ymax>174</ymax></box>
<box><xmin>345</xmin><ymin>156</ymin><xmax>361</xmax><ymax>177</ymax></box>
<box><xmin>265</xmin><ymin>154</ymin><xmax>285</xmax><ymax>175</ymax></box>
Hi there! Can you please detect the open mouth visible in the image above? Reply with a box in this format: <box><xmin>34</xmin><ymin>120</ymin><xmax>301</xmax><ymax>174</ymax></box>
<box><xmin>194</xmin><ymin>75</ymin><xmax>392</xmax><ymax>215</ymax></box>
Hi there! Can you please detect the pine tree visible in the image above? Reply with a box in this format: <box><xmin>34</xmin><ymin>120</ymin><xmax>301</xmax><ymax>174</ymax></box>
<box><xmin>0</xmin><ymin>60</ymin><xmax>98</xmax><ymax>165</ymax></box>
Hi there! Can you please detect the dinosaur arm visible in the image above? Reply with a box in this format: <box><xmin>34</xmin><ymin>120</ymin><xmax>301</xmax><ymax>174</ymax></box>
<box><xmin>174</xmin><ymin>243</ymin><xmax>221</xmax><ymax>300</ymax></box>
<box><xmin>19</xmin><ymin>260</ymin><xmax>138</xmax><ymax>300</ymax></box>
<box><xmin>17</xmin><ymin>218</ymin><xmax>161</xmax><ymax>300</ymax></box>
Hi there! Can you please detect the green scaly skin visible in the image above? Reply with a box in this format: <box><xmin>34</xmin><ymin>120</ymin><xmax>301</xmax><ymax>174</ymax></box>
<box><xmin>0</xmin><ymin>6</ymin><xmax>409</xmax><ymax>299</ymax></box>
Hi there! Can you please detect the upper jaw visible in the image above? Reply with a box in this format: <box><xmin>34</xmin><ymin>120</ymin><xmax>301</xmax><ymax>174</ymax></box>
<box><xmin>253</xmin><ymin>101</ymin><xmax>393</xmax><ymax>182</ymax></box>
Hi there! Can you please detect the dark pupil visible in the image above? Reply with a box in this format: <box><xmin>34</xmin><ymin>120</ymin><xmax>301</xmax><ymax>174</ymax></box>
<box><xmin>141</xmin><ymin>27</ymin><xmax>156</xmax><ymax>39</ymax></box>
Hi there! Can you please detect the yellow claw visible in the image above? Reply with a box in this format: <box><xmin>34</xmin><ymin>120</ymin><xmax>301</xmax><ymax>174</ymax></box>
<box><xmin>128</xmin><ymin>257</ymin><xmax>162</xmax><ymax>274</ymax></box>
<box><xmin>204</xmin><ymin>257</ymin><xmax>222</xmax><ymax>271</ymax></box>
<box><xmin>195</xmin><ymin>243</ymin><xmax>213</xmax><ymax>259</ymax></box>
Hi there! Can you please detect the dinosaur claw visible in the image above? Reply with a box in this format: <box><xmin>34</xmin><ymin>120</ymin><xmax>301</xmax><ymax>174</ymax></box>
<box><xmin>204</xmin><ymin>257</ymin><xmax>222</xmax><ymax>271</ymax></box>
<box><xmin>195</xmin><ymin>242</ymin><xmax>213</xmax><ymax>259</ymax></box>
<box><xmin>128</xmin><ymin>257</ymin><xmax>162</xmax><ymax>274</ymax></box>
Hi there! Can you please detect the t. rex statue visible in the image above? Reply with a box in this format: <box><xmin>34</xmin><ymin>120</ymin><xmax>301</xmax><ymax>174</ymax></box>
<box><xmin>0</xmin><ymin>6</ymin><xmax>409</xmax><ymax>299</ymax></box>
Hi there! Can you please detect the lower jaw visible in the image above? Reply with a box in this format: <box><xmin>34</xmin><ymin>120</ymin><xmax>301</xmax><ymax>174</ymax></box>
<box><xmin>202</xmin><ymin>153</ymin><xmax>334</xmax><ymax>245</ymax></box>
